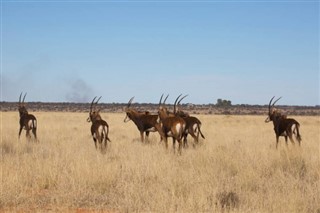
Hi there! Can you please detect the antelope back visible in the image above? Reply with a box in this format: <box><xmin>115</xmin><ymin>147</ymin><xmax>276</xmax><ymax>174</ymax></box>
<box><xmin>176</xmin><ymin>110</ymin><xmax>189</xmax><ymax>118</ymax></box>
<box><xmin>162</xmin><ymin>116</ymin><xmax>186</xmax><ymax>138</ymax></box>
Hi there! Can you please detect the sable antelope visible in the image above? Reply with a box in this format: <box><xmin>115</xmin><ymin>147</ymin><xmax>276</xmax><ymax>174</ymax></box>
<box><xmin>124</xmin><ymin>97</ymin><xmax>162</xmax><ymax>143</ymax></box>
<box><xmin>88</xmin><ymin>96</ymin><xmax>111</xmax><ymax>150</ymax></box>
<box><xmin>175</xmin><ymin>95</ymin><xmax>205</xmax><ymax>147</ymax></box>
<box><xmin>158</xmin><ymin>94</ymin><xmax>186</xmax><ymax>153</ymax></box>
<box><xmin>18</xmin><ymin>92</ymin><xmax>38</xmax><ymax>141</ymax></box>
<box><xmin>158</xmin><ymin>94</ymin><xmax>175</xmax><ymax>117</ymax></box>
<box><xmin>265</xmin><ymin>96</ymin><xmax>302</xmax><ymax>149</ymax></box>
<box><xmin>175</xmin><ymin>95</ymin><xmax>190</xmax><ymax>118</ymax></box>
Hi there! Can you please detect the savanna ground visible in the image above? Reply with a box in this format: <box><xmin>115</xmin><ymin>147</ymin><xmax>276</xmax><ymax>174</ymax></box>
<box><xmin>0</xmin><ymin>112</ymin><xmax>319</xmax><ymax>212</ymax></box>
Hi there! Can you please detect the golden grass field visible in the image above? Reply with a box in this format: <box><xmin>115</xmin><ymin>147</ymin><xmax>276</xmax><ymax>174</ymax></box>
<box><xmin>1</xmin><ymin>112</ymin><xmax>319</xmax><ymax>212</ymax></box>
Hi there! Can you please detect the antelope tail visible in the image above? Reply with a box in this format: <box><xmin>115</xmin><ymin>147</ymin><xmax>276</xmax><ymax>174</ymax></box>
<box><xmin>295</xmin><ymin>122</ymin><xmax>302</xmax><ymax>142</ymax></box>
<box><xmin>104</xmin><ymin>125</ymin><xmax>111</xmax><ymax>142</ymax></box>
<box><xmin>32</xmin><ymin>119</ymin><xmax>37</xmax><ymax>130</ymax></box>
<box><xmin>197</xmin><ymin>123</ymin><xmax>205</xmax><ymax>139</ymax></box>
<box><xmin>199</xmin><ymin>128</ymin><xmax>205</xmax><ymax>139</ymax></box>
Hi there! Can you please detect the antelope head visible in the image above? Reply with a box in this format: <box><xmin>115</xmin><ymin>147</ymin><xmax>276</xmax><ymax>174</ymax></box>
<box><xmin>176</xmin><ymin>94</ymin><xmax>189</xmax><ymax>117</ymax></box>
<box><xmin>123</xmin><ymin>97</ymin><xmax>136</xmax><ymax>122</ymax></box>
<box><xmin>87</xmin><ymin>96</ymin><xmax>102</xmax><ymax>123</ymax></box>
<box><xmin>18</xmin><ymin>92</ymin><xmax>29</xmax><ymax>117</ymax></box>
<box><xmin>158</xmin><ymin>94</ymin><xmax>171</xmax><ymax>120</ymax></box>
<box><xmin>265</xmin><ymin>96</ymin><xmax>282</xmax><ymax>123</ymax></box>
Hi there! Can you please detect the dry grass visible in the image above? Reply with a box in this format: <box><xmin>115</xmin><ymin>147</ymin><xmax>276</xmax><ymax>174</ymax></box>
<box><xmin>1</xmin><ymin>112</ymin><xmax>319</xmax><ymax>212</ymax></box>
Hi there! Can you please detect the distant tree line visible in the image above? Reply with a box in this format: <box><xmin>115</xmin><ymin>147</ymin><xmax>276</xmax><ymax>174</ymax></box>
<box><xmin>216</xmin><ymin>99</ymin><xmax>232</xmax><ymax>107</ymax></box>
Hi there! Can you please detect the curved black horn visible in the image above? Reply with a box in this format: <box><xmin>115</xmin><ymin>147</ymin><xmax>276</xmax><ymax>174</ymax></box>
<box><xmin>174</xmin><ymin>94</ymin><xmax>182</xmax><ymax>114</ymax></box>
<box><xmin>178</xmin><ymin>94</ymin><xmax>188</xmax><ymax>105</ymax></box>
<box><xmin>163</xmin><ymin>94</ymin><xmax>169</xmax><ymax>105</ymax></box>
<box><xmin>19</xmin><ymin>92</ymin><xmax>23</xmax><ymax>104</ymax></box>
<box><xmin>268</xmin><ymin>96</ymin><xmax>275</xmax><ymax>113</ymax></box>
<box><xmin>127</xmin><ymin>96</ymin><xmax>134</xmax><ymax>108</ymax></box>
<box><xmin>95</xmin><ymin>96</ymin><xmax>102</xmax><ymax>104</ymax></box>
<box><xmin>22</xmin><ymin>93</ymin><xmax>27</xmax><ymax>104</ymax></box>
<box><xmin>159</xmin><ymin>94</ymin><xmax>164</xmax><ymax>106</ymax></box>
<box><xmin>90</xmin><ymin>96</ymin><xmax>97</xmax><ymax>113</ymax></box>
<box><xmin>272</xmin><ymin>97</ymin><xmax>282</xmax><ymax>107</ymax></box>
<box><xmin>93</xmin><ymin>96</ymin><xmax>102</xmax><ymax>112</ymax></box>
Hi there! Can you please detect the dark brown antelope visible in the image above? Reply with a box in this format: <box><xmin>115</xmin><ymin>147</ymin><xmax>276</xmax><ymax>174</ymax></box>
<box><xmin>18</xmin><ymin>92</ymin><xmax>38</xmax><ymax>141</ymax></box>
<box><xmin>265</xmin><ymin>96</ymin><xmax>302</xmax><ymax>149</ymax></box>
<box><xmin>158</xmin><ymin>94</ymin><xmax>186</xmax><ymax>153</ymax></box>
<box><xmin>88</xmin><ymin>96</ymin><xmax>111</xmax><ymax>150</ymax></box>
<box><xmin>124</xmin><ymin>97</ymin><xmax>162</xmax><ymax>143</ymax></box>
<box><xmin>175</xmin><ymin>95</ymin><xmax>205</xmax><ymax>147</ymax></box>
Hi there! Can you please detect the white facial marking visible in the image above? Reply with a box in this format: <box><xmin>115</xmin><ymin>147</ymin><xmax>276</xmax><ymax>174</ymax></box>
<box><xmin>124</xmin><ymin>115</ymin><xmax>131</xmax><ymax>122</ymax></box>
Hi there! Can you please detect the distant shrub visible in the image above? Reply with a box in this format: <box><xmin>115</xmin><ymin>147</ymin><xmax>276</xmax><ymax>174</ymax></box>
<box><xmin>216</xmin><ymin>99</ymin><xmax>232</xmax><ymax>107</ymax></box>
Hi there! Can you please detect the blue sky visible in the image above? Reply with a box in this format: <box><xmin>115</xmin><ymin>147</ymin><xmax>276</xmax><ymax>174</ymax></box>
<box><xmin>1</xmin><ymin>1</ymin><xmax>319</xmax><ymax>105</ymax></box>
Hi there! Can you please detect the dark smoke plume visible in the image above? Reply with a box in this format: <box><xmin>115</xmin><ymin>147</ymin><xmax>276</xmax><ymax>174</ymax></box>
<box><xmin>65</xmin><ymin>79</ymin><xmax>94</xmax><ymax>103</ymax></box>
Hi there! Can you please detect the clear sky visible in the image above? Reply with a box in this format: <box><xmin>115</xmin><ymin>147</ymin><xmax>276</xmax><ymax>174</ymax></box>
<box><xmin>1</xmin><ymin>0</ymin><xmax>319</xmax><ymax>105</ymax></box>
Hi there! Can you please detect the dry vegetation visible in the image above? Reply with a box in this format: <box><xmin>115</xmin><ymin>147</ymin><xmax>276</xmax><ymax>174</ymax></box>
<box><xmin>1</xmin><ymin>112</ymin><xmax>319</xmax><ymax>212</ymax></box>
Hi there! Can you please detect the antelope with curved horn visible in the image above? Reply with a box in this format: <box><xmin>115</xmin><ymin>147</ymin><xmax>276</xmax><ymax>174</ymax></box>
<box><xmin>124</xmin><ymin>97</ymin><xmax>162</xmax><ymax>143</ymax></box>
<box><xmin>175</xmin><ymin>95</ymin><xmax>190</xmax><ymax>118</ymax></box>
<box><xmin>158</xmin><ymin>94</ymin><xmax>186</xmax><ymax>154</ymax></box>
<box><xmin>88</xmin><ymin>96</ymin><xmax>111</xmax><ymax>150</ymax></box>
<box><xmin>175</xmin><ymin>95</ymin><xmax>205</xmax><ymax>147</ymax></box>
<box><xmin>157</xmin><ymin>94</ymin><xmax>182</xmax><ymax>120</ymax></box>
<box><xmin>18</xmin><ymin>92</ymin><xmax>38</xmax><ymax>141</ymax></box>
<box><xmin>265</xmin><ymin>96</ymin><xmax>302</xmax><ymax>149</ymax></box>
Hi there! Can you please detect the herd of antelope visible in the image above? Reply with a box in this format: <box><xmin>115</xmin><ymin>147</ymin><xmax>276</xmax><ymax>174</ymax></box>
<box><xmin>17</xmin><ymin>93</ymin><xmax>302</xmax><ymax>153</ymax></box>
